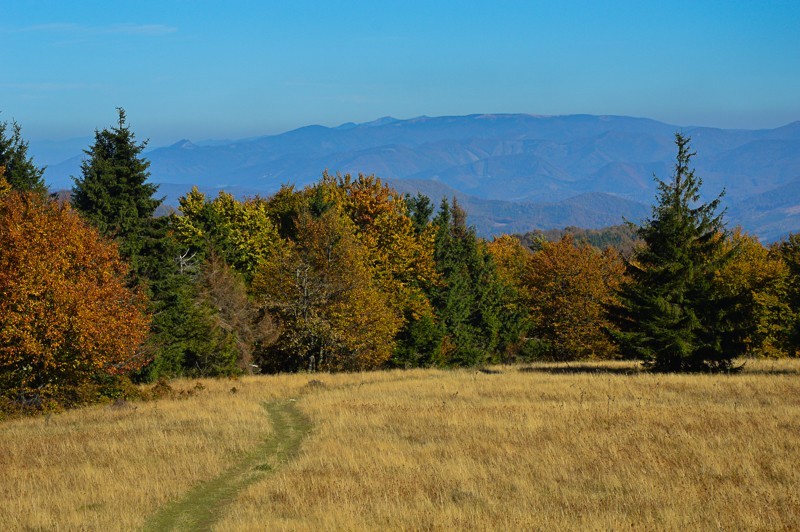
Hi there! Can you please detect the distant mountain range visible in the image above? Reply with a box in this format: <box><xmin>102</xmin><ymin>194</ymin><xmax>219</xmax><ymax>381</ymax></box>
<box><xmin>35</xmin><ymin>114</ymin><xmax>800</xmax><ymax>241</ymax></box>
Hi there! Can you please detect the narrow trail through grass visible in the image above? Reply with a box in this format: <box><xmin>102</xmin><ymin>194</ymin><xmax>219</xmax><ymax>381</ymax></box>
<box><xmin>144</xmin><ymin>400</ymin><xmax>310</xmax><ymax>532</ymax></box>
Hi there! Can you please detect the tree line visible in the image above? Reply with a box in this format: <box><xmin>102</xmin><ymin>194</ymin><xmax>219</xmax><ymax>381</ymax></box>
<box><xmin>2</xmin><ymin>111</ymin><xmax>800</xmax><ymax>411</ymax></box>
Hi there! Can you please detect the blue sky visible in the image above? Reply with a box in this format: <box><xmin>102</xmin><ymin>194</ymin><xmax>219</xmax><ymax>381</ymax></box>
<box><xmin>2</xmin><ymin>0</ymin><xmax>799</xmax><ymax>145</ymax></box>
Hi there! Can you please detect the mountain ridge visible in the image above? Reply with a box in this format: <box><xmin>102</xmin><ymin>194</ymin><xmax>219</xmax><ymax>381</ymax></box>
<box><xmin>35</xmin><ymin>113</ymin><xmax>800</xmax><ymax>241</ymax></box>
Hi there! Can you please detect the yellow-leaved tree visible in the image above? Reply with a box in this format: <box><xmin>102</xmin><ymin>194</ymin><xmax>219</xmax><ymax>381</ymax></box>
<box><xmin>335</xmin><ymin>173</ymin><xmax>439</xmax><ymax>320</ymax></box>
<box><xmin>253</xmin><ymin>208</ymin><xmax>401</xmax><ymax>372</ymax></box>
<box><xmin>173</xmin><ymin>187</ymin><xmax>282</xmax><ymax>276</ymax></box>
<box><xmin>714</xmin><ymin>229</ymin><xmax>791</xmax><ymax>357</ymax></box>
<box><xmin>487</xmin><ymin>234</ymin><xmax>532</xmax><ymax>291</ymax></box>
<box><xmin>261</xmin><ymin>174</ymin><xmax>441</xmax><ymax>368</ymax></box>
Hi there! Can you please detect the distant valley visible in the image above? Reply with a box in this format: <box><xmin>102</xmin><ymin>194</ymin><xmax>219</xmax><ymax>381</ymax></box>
<box><xmin>35</xmin><ymin>114</ymin><xmax>800</xmax><ymax>240</ymax></box>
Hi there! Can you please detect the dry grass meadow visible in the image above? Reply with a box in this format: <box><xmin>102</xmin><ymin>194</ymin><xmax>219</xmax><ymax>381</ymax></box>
<box><xmin>2</xmin><ymin>360</ymin><xmax>800</xmax><ymax>530</ymax></box>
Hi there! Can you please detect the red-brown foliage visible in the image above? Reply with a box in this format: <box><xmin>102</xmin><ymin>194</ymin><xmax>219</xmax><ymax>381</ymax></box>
<box><xmin>0</xmin><ymin>183</ymin><xmax>150</xmax><ymax>406</ymax></box>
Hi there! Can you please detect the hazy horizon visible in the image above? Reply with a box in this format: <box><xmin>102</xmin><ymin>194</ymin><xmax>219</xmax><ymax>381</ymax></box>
<box><xmin>3</xmin><ymin>1</ymin><xmax>799</xmax><ymax>146</ymax></box>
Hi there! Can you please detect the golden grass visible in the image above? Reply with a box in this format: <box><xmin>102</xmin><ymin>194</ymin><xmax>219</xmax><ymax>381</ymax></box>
<box><xmin>0</xmin><ymin>377</ymin><xmax>275</xmax><ymax>531</ymax></box>
<box><xmin>1</xmin><ymin>361</ymin><xmax>799</xmax><ymax>530</ymax></box>
<box><xmin>0</xmin><ymin>371</ymin><xmax>401</xmax><ymax>531</ymax></box>
<box><xmin>218</xmin><ymin>361</ymin><xmax>800</xmax><ymax>530</ymax></box>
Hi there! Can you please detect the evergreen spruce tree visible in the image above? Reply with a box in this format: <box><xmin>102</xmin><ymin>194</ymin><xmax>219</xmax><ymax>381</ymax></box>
<box><xmin>609</xmin><ymin>133</ymin><xmax>742</xmax><ymax>372</ymax></box>
<box><xmin>406</xmin><ymin>192</ymin><xmax>434</xmax><ymax>234</ymax></box>
<box><xmin>0</xmin><ymin>118</ymin><xmax>46</xmax><ymax>194</ymax></box>
<box><xmin>72</xmin><ymin>108</ymin><xmax>161</xmax><ymax>275</ymax></box>
<box><xmin>431</xmin><ymin>197</ymin><xmax>520</xmax><ymax>366</ymax></box>
<box><xmin>137</xmin><ymin>246</ymin><xmax>242</xmax><ymax>380</ymax></box>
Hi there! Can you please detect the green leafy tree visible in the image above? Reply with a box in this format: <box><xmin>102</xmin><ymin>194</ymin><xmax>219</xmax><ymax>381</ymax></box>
<box><xmin>173</xmin><ymin>187</ymin><xmax>281</xmax><ymax>278</ymax></box>
<box><xmin>0</xmin><ymin>118</ymin><xmax>46</xmax><ymax>194</ymax></box>
<box><xmin>609</xmin><ymin>133</ymin><xmax>741</xmax><ymax>372</ymax></box>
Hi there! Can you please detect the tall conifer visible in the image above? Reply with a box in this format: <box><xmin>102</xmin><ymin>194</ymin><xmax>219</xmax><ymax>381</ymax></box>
<box><xmin>72</xmin><ymin>108</ymin><xmax>161</xmax><ymax>271</ymax></box>
<box><xmin>70</xmin><ymin>110</ymin><xmax>192</xmax><ymax>380</ymax></box>
<box><xmin>432</xmin><ymin>197</ymin><xmax>519</xmax><ymax>366</ymax></box>
<box><xmin>0</xmin><ymin>118</ymin><xmax>46</xmax><ymax>194</ymax></box>
<box><xmin>609</xmin><ymin>133</ymin><xmax>741</xmax><ymax>371</ymax></box>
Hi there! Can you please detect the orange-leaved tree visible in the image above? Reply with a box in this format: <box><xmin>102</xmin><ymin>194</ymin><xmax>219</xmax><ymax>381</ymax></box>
<box><xmin>335</xmin><ymin>173</ymin><xmax>439</xmax><ymax>320</ymax></box>
<box><xmin>523</xmin><ymin>235</ymin><xmax>624</xmax><ymax>360</ymax></box>
<box><xmin>0</xmin><ymin>183</ymin><xmax>150</xmax><ymax>408</ymax></box>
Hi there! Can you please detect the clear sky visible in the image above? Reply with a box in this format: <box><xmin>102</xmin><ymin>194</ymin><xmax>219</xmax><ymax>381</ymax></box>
<box><xmin>2</xmin><ymin>0</ymin><xmax>799</xmax><ymax>145</ymax></box>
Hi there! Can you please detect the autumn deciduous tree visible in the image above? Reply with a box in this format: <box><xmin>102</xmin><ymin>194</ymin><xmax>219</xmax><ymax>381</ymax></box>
<box><xmin>486</xmin><ymin>234</ymin><xmax>533</xmax><ymax>358</ymax></box>
<box><xmin>714</xmin><ymin>230</ymin><xmax>790</xmax><ymax>358</ymax></box>
<box><xmin>253</xmin><ymin>209</ymin><xmax>401</xmax><ymax>372</ymax></box>
<box><xmin>334</xmin><ymin>174</ymin><xmax>441</xmax><ymax>361</ymax></box>
<box><xmin>337</xmin><ymin>174</ymin><xmax>439</xmax><ymax>311</ymax></box>
<box><xmin>524</xmin><ymin>236</ymin><xmax>624</xmax><ymax>360</ymax></box>
<box><xmin>487</xmin><ymin>235</ymin><xmax>531</xmax><ymax>290</ymax></box>
<box><xmin>0</xmin><ymin>167</ymin><xmax>9</xmax><ymax>195</ymax></box>
<box><xmin>0</xmin><ymin>183</ymin><xmax>150</xmax><ymax>407</ymax></box>
<box><xmin>262</xmin><ymin>175</ymin><xmax>441</xmax><ymax>369</ymax></box>
<box><xmin>173</xmin><ymin>187</ymin><xmax>282</xmax><ymax>277</ymax></box>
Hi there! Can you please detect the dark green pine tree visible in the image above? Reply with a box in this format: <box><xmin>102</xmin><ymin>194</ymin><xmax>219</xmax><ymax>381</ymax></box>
<box><xmin>430</xmin><ymin>197</ymin><xmax>520</xmax><ymax>366</ymax></box>
<box><xmin>609</xmin><ymin>133</ymin><xmax>742</xmax><ymax>372</ymax></box>
<box><xmin>389</xmin><ymin>192</ymin><xmax>442</xmax><ymax>368</ymax></box>
<box><xmin>0</xmin><ymin>118</ymin><xmax>46</xmax><ymax>194</ymax></box>
<box><xmin>72</xmin><ymin>108</ymin><xmax>162</xmax><ymax>275</ymax></box>
<box><xmin>135</xmin><ymin>238</ymin><xmax>241</xmax><ymax>381</ymax></box>
<box><xmin>405</xmin><ymin>192</ymin><xmax>434</xmax><ymax>234</ymax></box>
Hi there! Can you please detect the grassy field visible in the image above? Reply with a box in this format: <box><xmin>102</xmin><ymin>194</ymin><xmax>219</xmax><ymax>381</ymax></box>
<box><xmin>2</xmin><ymin>360</ymin><xmax>800</xmax><ymax>530</ymax></box>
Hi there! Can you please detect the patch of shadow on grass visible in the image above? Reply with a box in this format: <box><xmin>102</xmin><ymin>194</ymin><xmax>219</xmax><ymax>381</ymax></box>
<box><xmin>304</xmin><ymin>379</ymin><xmax>327</xmax><ymax>391</ymax></box>
<box><xmin>519</xmin><ymin>361</ymin><xmax>800</xmax><ymax>376</ymax></box>
<box><xmin>740</xmin><ymin>367</ymin><xmax>800</xmax><ymax>376</ymax></box>
<box><xmin>518</xmin><ymin>364</ymin><xmax>644</xmax><ymax>375</ymax></box>
<box><xmin>143</xmin><ymin>400</ymin><xmax>310</xmax><ymax>532</ymax></box>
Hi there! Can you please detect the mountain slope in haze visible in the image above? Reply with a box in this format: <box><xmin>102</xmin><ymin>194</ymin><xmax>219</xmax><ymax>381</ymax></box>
<box><xmin>386</xmin><ymin>179</ymin><xmax>650</xmax><ymax>236</ymax></box>
<box><xmin>37</xmin><ymin>114</ymin><xmax>800</xmax><ymax>240</ymax></box>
